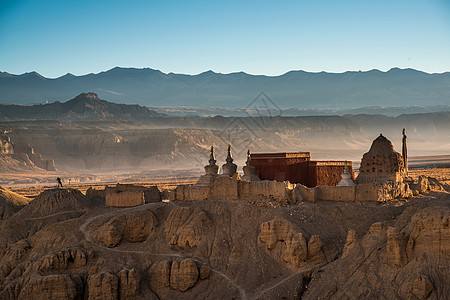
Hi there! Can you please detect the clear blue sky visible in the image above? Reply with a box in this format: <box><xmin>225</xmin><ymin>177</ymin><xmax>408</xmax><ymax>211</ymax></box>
<box><xmin>1</xmin><ymin>0</ymin><xmax>450</xmax><ymax>78</ymax></box>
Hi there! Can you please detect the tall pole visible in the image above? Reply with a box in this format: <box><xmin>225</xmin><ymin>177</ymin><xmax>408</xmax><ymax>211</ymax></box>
<box><xmin>402</xmin><ymin>128</ymin><xmax>407</xmax><ymax>175</ymax></box>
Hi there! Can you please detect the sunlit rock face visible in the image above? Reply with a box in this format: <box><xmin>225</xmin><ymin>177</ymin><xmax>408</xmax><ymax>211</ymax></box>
<box><xmin>0</xmin><ymin>134</ymin><xmax>14</xmax><ymax>154</ymax></box>
<box><xmin>357</xmin><ymin>134</ymin><xmax>406</xmax><ymax>184</ymax></box>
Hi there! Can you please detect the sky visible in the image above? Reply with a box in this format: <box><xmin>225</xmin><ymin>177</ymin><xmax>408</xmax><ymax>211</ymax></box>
<box><xmin>1</xmin><ymin>0</ymin><xmax>450</xmax><ymax>78</ymax></box>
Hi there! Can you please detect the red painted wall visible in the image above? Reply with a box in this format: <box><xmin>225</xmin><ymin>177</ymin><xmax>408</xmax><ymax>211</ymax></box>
<box><xmin>251</xmin><ymin>152</ymin><xmax>310</xmax><ymax>182</ymax></box>
<box><xmin>251</xmin><ymin>153</ymin><xmax>354</xmax><ymax>187</ymax></box>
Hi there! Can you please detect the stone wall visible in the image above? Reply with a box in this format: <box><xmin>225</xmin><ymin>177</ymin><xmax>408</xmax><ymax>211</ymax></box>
<box><xmin>239</xmin><ymin>180</ymin><xmax>296</xmax><ymax>204</ymax></box>
<box><xmin>171</xmin><ymin>176</ymin><xmax>415</xmax><ymax>204</ymax></box>
<box><xmin>105</xmin><ymin>184</ymin><xmax>161</xmax><ymax>204</ymax></box>
<box><xmin>91</xmin><ymin>183</ymin><xmax>161</xmax><ymax>207</ymax></box>
<box><xmin>170</xmin><ymin>174</ymin><xmax>297</xmax><ymax>204</ymax></box>
<box><xmin>315</xmin><ymin>186</ymin><xmax>357</xmax><ymax>203</ymax></box>
<box><xmin>296</xmin><ymin>181</ymin><xmax>412</xmax><ymax>203</ymax></box>
<box><xmin>106</xmin><ymin>191</ymin><xmax>145</xmax><ymax>208</ymax></box>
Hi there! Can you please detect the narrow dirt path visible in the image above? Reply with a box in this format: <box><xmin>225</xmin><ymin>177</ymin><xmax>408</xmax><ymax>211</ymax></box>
<box><xmin>22</xmin><ymin>209</ymin><xmax>87</xmax><ymax>221</ymax></box>
<box><xmin>250</xmin><ymin>267</ymin><xmax>313</xmax><ymax>300</ymax></box>
<box><xmin>79</xmin><ymin>202</ymin><xmax>247</xmax><ymax>299</ymax></box>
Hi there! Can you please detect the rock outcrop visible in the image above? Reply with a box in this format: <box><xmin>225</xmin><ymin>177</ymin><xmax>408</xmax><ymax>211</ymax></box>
<box><xmin>164</xmin><ymin>207</ymin><xmax>213</xmax><ymax>251</ymax></box>
<box><xmin>0</xmin><ymin>134</ymin><xmax>14</xmax><ymax>154</ymax></box>
<box><xmin>91</xmin><ymin>210</ymin><xmax>158</xmax><ymax>247</ymax></box>
<box><xmin>170</xmin><ymin>259</ymin><xmax>199</xmax><ymax>292</ymax></box>
<box><xmin>258</xmin><ymin>218</ymin><xmax>326</xmax><ymax>269</ymax></box>
<box><xmin>18</xmin><ymin>274</ymin><xmax>78</xmax><ymax>300</ymax></box>
<box><xmin>31</xmin><ymin>247</ymin><xmax>91</xmax><ymax>273</ymax></box>
<box><xmin>385</xmin><ymin>226</ymin><xmax>407</xmax><ymax>267</ymax></box>
<box><xmin>87</xmin><ymin>267</ymin><xmax>141</xmax><ymax>300</ymax></box>
<box><xmin>149</xmin><ymin>258</ymin><xmax>207</xmax><ymax>299</ymax></box>
<box><xmin>341</xmin><ymin>229</ymin><xmax>360</xmax><ymax>258</ymax></box>
<box><xmin>87</xmin><ymin>270</ymin><xmax>119</xmax><ymax>300</ymax></box>
<box><xmin>303</xmin><ymin>204</ymin><xmax>450</xmax><ymax>299</ymax></box>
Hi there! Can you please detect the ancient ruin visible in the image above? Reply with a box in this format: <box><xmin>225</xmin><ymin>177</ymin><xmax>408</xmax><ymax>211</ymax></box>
<box><xmin>251</xmin><ymin>152</ymin><xmax>353</xmax><ymax>187</ymax></box>
<box><xmin>356</xmin><ymin>134</ymin><xmax>406</xmax><ymax>184</ymax></box>
<box><xmin>86</xmin><ymin>183</ymin><xmax>162</xmax><ymax>208</ymax></box>
<box><xmin>204</xmin><ymin>146</ymin><xmax>219</xmax><ymax>176</ymax></box>
<box><xmin>221</xmin><ymin>144</ymin><xmax>237</xmax><ymax>176</ymax></box>
<box><xmin>174</xmin><ymin>134</ymin><xmax>425</xmax><ymax>204</ymax></box>
<box><xmin>241</xmin><ymin>149</ymin><xmax>260</xmax><ymax>182</ymax></box>
<box><xmin>337</xmin><ymin>161</ymin><xmax>356</xmax><ymax>186</ymax></box>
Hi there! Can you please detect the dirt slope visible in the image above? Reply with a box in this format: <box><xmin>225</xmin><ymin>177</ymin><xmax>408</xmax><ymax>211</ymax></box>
<box><xmin>0</xmin><ymin>189</ymin><xmax>448</xmax><ymax>299</ymax></box>
<box><xmin>0</xmin><ymin>186</ymin><xmax>31</xmax><ymax>220</ymax></box>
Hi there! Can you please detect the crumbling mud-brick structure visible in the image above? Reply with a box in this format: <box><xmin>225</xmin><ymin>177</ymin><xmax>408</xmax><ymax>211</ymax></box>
<box><xmin>101</xmin><ymin>184</ymin><xmax>161</xmax><ymax>208</ymax></box>
<box><xmin>356</xmin><ymin>134</ymin><xmax>406</xmax><ymax>184</ymax></box>
<box><xmin>171</xmin><ymin>173</ymin><xmax>297</xmax><ymax>204</ymax></box>
<box><xmin>251</xmin><ymin>152</ymin><xmax>353</xmax><ymax>187</ymax></box>
<box><xmin>171</xmin><ymin>132</ymin><xmax>433</xmax><ymax>204</ymax></box>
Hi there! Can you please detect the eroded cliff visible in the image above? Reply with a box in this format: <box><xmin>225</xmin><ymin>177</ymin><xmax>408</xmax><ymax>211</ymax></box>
<box><xmin>0</xmin><ymin>188</ymin><xmax>448</xmax><ymax>299</ymax></box>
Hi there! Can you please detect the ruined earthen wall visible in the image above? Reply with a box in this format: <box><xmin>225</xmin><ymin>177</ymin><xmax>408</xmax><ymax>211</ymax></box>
<box><xmin>105</xmin><ymin>184</ymin><xmax>161</xmax><ymax>203</ymax></box>
<box><xmin>105</xmin><ymin>191</ymin><xmax>145</xmax><ymax>208</ymax></box>
<box><xmin>296</xmin><ymin>184</ymin><xmax>381</xmax><ymax>203</ymax></box>
<box><xmin>295</xmin><ymin>185</ymin><xmax>316</xmax><ymax>202</ymax></box>
<box><xmin>171</xmin><ymin>185</ymin><xmax>210</xmax><ymax>202</ymax></box>
<box><xmin>210</xmin><ymin>176</ymin><xmax>239</xmax><ymax>200</ymax></box>
<box><xmin>239</xmin><ymin>180</ymin><xmax>294</xmax><ymax>203</ymax></box>
<box><xmin>355</xmin><ymin>184</ymin><xmax>379</xmax><ymax>202</ymax></box>
<box><xmin>172</xmin><ymin>176</ymin><xmax>411</xmax><ymax>204</ymax></box>
<box><xmin>315</xmin><ymin>186</ymin><xmax>357</xmax><ymax>202</ymax></box>
<box><xmin>172</xmin><ymin>177</ymin><xmax>295</xmax><ymax>204</ymax></box>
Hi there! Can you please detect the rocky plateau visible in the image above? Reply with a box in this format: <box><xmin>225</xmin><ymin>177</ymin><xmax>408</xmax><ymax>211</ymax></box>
<box><xmin>0</xmin><ymin>186</ymin><xmax>448</xmax><ymax>299</ymax></box>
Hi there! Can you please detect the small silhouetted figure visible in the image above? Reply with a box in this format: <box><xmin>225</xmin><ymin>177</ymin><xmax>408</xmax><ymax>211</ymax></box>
<box><xmin>57</xmin><ymin>177</ymin><xmax>63</xmax><ymax>188</ymax></box>
<box><xmin>402</xmin><ymin>128</ymin><xmax>407</xmax><ymax>175</ymax></box>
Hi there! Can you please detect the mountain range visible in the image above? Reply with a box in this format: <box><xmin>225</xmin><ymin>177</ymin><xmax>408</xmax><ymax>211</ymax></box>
<box><xmin>1</xmin><ymin>67</ymin><xmax>450</xmax><ymax>109</ymax></box>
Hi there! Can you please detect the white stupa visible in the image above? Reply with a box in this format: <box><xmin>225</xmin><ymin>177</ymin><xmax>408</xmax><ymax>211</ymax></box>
<box><xmin>337</xmin><ymin>161</ymin><xmax>356</xmax><ymax>186</ymax></box>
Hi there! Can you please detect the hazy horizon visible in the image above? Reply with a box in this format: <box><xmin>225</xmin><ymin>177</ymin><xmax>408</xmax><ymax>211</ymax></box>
<box><xmin>3</xmin><ymin>65</ymin><xmax>450</xmax><ymax>80</ymax></box>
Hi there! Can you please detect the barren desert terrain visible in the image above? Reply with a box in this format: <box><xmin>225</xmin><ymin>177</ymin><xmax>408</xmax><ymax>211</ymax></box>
<box><xmin>0</xmin><ymin>164</ymin><xmax>449</xmax><ymax>299</ymax></box>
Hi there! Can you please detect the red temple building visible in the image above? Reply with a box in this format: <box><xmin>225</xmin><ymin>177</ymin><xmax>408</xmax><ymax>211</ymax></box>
<box><xmin>250</xmin><ymin>152</ymin><xmax>354</xmax><ymax>187</ymax></box>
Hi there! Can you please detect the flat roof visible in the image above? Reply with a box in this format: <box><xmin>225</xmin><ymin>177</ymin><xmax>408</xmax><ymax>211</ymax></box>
<box><xmin>308</xmin><ymin>161</ymin><xmax>352</xmax><ymax>166</ymax></box>
<box><xmin>251</xmin><ymin>152</ymin><xmax>310</xmax><ymax>159</ymax></box>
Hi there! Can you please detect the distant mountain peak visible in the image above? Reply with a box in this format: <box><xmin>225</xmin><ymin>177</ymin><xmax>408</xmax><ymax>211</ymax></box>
<box><xmin>19</xmin><ymin>71</ymin><xmax>46</xmax><ymax>79</ymax></box>
<box><xmin>76</xmin><ymin>92</ymin><xmax>99</xmax><ymax>100</ymax></box>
